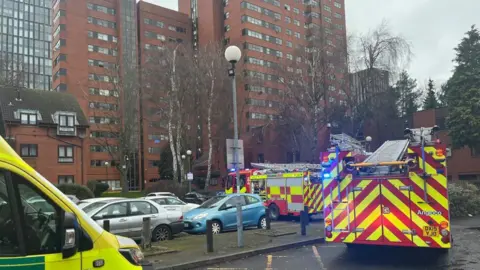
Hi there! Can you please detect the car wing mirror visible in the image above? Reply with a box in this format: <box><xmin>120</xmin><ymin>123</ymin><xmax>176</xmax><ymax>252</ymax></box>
<box><xmin>62</xmin><ymin>212</ymin><xmax>78</xmax><ymax>259</ymax></box>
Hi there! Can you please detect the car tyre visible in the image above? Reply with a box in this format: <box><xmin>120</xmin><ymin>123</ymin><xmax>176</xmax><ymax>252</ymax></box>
<box><xmin>268</xmin><ymin>204</ymin><xmax>280</xmax><ymax>221</ymax></box>
<box><xmin>258</xmin><ymin>215</ymin><xmax>267</xmax><ymax>229</ymax></box>
<box><xmin>211</xmin><ymin>220</ymin><xmax>222</xmax><ymax>234</ymax></box>
<box><xmin>152</xmin><ymin>225</ymin><xmax>172</xmax><ymax>242</ymax></box>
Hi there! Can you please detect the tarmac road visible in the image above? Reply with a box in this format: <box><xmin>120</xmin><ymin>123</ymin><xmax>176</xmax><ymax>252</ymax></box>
<box><xmin>201</xmin><ymin>224</ymin><xmax>480</xmax><ymax>270</ymax></box>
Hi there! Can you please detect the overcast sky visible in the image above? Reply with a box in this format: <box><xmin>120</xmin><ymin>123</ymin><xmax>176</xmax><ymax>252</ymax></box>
<box><xmin>144</xmin><ymin>0</ymin><xmax>480</xmax><ymax>89</ymax></box>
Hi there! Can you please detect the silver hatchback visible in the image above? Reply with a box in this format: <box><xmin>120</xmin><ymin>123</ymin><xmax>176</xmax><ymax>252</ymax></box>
<box><xmin>87</xmin><ymin>199</ymin><xmax>184</xmax><ymax>241</ymax></box>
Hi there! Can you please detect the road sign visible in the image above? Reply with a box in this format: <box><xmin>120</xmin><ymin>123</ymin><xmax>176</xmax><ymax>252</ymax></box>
<box><xmin>226</xmin><ymin>139</ymin><xmax>245</xmax><ymax>170</ymax></box>
<box><xmin>187</xmin><ymin>172</ymin><xmax>193</xmax><ymax>181</ymax></box>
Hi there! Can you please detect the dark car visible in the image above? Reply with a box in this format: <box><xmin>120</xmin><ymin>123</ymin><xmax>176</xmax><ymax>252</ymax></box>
<box><xmin>183</xmin><ymin>192</ymin><xmax>209</xmax><ymax>204</ymax></box>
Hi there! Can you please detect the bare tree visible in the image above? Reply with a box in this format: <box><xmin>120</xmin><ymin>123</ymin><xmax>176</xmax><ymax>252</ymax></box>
<box><xmin>267</xmin><ymin>24</ymin><xmax>349</xmax><ymax>161</ymax></box>
<box><xmin>80</xmin><ymin>46</ymin><xmax>140</xmax><ymax>194</ymax></box>
<box><xmin>194</xmin><ymin>43</ymin><xmax>230</xmax><ymax>189</ymax></box>
<box><xmin>347</xmin><ymin>20</ymin><xmax>413</xmax><ymax>141</ymax></box>
<box><xmin>142</xmin><ymin>44</ymin><xmax>197</xmax><ymax>186</ymax></box>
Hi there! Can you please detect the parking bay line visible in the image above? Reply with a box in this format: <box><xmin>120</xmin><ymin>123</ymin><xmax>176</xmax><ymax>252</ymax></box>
<box><xmin>312</xmin><ymin>246</ymin><xmax>327</xmax><ymax>270</ymax></box>
<box><xmin>266</xmin><ymin>254</ymin><xmax>273</xmax><ymax>270</ymax></box>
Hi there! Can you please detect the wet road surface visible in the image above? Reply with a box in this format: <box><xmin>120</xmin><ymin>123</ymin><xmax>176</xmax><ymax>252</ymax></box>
<box><xmin>200</xmin><ymin>224</ymin><xmax>480</xmax><ymax>270</ymax></box>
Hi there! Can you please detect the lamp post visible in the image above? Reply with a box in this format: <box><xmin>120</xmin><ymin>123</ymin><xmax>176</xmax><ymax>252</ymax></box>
<box><xmin>186</xmin><ymin>149</ymin><xmax>192</xmax><ymax>192</ymax></box>
<box><xmin>181</xmin><ymin>154</ymin><xmax>186</xmax><ymax>183</ymax></box>
<box><xmin>124</xmin><ymin>155</ymin><xmax>129</xmax><ymax>191</ymax></box>
<box><xmin>104</xmin><ymin>161</ymin><xmax>109</xmax><ymax>184</ymax></box>
<box><xmin>365</xmin><ymin>136</ymin><xmax>372</xmax><ymax>152</ymax></box>
<box><xmin>225</xmin><ymin>45</ymin><xmax>243</xmax><ymax>248</ymax></box>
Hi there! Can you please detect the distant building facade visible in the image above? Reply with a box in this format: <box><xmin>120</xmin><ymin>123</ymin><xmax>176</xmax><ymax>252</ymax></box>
<box><xmin>0</xmin><ymin>87</ymin><xmax>89</xmax><ymax>184</ymax></box>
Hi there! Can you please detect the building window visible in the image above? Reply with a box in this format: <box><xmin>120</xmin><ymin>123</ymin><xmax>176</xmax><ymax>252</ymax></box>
<box><xmin>58</xmin><ymin>115</ymin><xmax>75</xmax><ymax>133</ymax></box>
<box><xmin>58</xmin><ymin>175</ymin><xmax>74</xmax><ymax>184</ymax></box>
<box><xmin>472</xmin><ymin>145</ymin><xmax>480</xmax><ymax>157</ymax></box>
<box><xmin>148</xmin><ymin>147</ymin><xmax>161</xmax><ymax>154</ymax></box>
<box><xmin>149</xmin><ymin>160</ymin><xmax>161</xmax><ymax>167</ymax></box>
<box><xmin>58</xmin><ymin>146</ymin><xmax>74</xmax><ymax>163</ymax></box>
<box><xmin>20</xmin><ymin>144</ymin><xmax>38</xmax><ymax>157</ymax></box>
<box><xmin>20</xmin><ymin>113</ymin><xmax>37</xmax><ymax>125</ymax></box>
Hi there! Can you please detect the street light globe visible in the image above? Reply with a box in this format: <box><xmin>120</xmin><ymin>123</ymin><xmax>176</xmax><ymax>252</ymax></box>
<box><xmin>327</xmin><ymin>123</ymin><xmax>332</xmax><ymax>128</ymax></box>
<box><xmin>225</xmin><ymin>45</ymin><xmax>242</xmax><ymax>63</ymax></box>
<box><xmin>366</xmin><ymin>136</ymin><xmax>372</xmax><ymax>142</ymax></box>
<box><xmin>104</xmin><ymin>161</ymin><xmax>109</xmax><ymax>166</ymax></box>
<box><xmin>186</xmin><ymin>150</ymin><xmax>192</xmax><ymax>156</ymax></box>
<box><xmin>181</xmin><ymin>155</ymin><xmax>186</xmax><ymax>160</ymax></box>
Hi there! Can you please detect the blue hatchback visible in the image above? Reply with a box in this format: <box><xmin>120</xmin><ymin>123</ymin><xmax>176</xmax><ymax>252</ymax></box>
<box><xmin>183</xmin><ymin>194</ymin><xmax>267</xmax><ymax>234</ymax></box>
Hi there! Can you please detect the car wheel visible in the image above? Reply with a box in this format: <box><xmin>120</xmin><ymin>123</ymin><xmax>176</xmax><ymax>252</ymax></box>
<box><xmin>211</xmin><ymin>220</ymin><xmax>222</xmax><ymax>234</ymax></box>
<box><xmin>268</xmin><ymin>204</ymin><xmax>280</xmax><ymax>221</ymax></box>
<box><xmin>152</xmin><ymin>225</ymin><xmax>172</xmax><ymax>242</ymax></box>
<box><xmin>258</xmin><ymin>215</ymin><xmax>267</xmax><ymax>229</ymax></box>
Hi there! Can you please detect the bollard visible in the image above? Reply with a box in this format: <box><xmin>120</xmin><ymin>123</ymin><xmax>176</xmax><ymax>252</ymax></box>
<box><xmin>304</xmin><ymin>205</ymin><xmax>310</xmax><ymax>225</ymax></box>
<box><xmin>103</xmin><ymin>219</ymin><xmax>110</xmax><ymax>232</ymax></box>
<box><xmin>206</xmin><ymin>220</ymin><xmax>214</xmax><ymax>253</ymax></box>
<box><xmin>265</xmin><ymin>208</ymin><xmax>271</xmax><ymax>230</ymax></box>
<box><xmin>141</xmin><ymin>217</ymin><xmax>152</xmax><ymax>249</ymax></box>
<box><xmin>236</xmin><ymin>203</ymin><xmax>244</xmax><ymax>248</ymax></box>
<box><xmin>300</xmin><ymin>210</ymin><xmax>307</xmax><ymax>236</ymax></box>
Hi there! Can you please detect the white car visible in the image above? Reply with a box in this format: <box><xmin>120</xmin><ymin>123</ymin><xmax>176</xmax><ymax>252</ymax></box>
<box><xmin>77</xmin><ymin>197</ymin><xmax>124</xmax><ymax>213</ymax></box>
<box><xmin>144</xmin><ymin>196</ymin><xmax>199</xmax><ymax>214</ymax></box>
<box><xmin>146</xmin><ymin>192</ymin><xmax>177</xmax><ymax>197</ymax></box>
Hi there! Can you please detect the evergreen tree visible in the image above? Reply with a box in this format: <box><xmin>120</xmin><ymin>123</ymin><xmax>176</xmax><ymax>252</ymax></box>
<box><xmin>437</xmin><ymin>81</ymin><xmax>450</xmax><ymax>107</ymax></box>
<box><xmin>158</xmin><ymin>144</ymin><xmax>174</xmax><ymax>180</ymax></box>
<box><xmin>393</xmin><ymin>70</ymin><xmax>421</xmax><ymax>117</ymax></box>
<box><xmin>423</xmin><ymin>78</ymin><xmax>439</xmax><ymax>110</ymax></box>
<box><xmin>446</xmin><ymin>25</ymin><xmax>480</xmax><ymax>149</ymax></box>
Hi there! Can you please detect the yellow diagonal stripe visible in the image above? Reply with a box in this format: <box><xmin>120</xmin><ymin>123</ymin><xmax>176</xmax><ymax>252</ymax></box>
<box><xmin>416</xmin><ymin>158</ymin><xmax>447</xmax><ymax>189</ymax></box>
<box><xmin>356</xmin><ymin>205</ymin><xmax>382</xmax><ymax>240</ymax></box>
<box><xmin>409</xmin><ymin>173</ymin><xmax>448</xmax><ymax>210</ymax></box>
<box><xmin>366</xmin><ymin>226</ymin><xmax>382</xmax><ymax>241</ymax></box>
<box><xmin>383</xmin><ymin>226</ymin><xmax>401</xmax><ymax>242</ymax></box>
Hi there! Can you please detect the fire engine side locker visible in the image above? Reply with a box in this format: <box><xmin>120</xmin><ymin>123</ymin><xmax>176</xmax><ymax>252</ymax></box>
<box><xmin>265</xmin><ymin>175</ymin><xmax>288</xmax><ymax>216</ymax></box>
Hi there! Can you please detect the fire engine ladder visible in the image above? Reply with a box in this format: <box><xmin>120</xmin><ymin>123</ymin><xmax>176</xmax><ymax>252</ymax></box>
<box><xmin>360</xmin><ymin>139</ymin><xmax>410</xmax><ymax>174</ymax></box>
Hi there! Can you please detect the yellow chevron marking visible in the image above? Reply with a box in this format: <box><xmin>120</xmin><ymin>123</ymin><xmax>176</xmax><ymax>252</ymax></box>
<box><xmin>409</xmin><ymin>173</ymin><xmax>448</xmax><ymax>210</ymax></box>
<box><xmin>383</xmin><ymin>226</ymin><xmax>401</xmax><ymax>242</ymax></box>
<box><xmin>355</xmin><ymin>205</ymin><xmax>381</xmax><ymax>238</ymax></box>
<box><xmin>333</xmin><ymin>181</ymin><xmax>380</xmax><ymax>230</ymax></box>
<box><xmin>415</xmin><ymin>158</ymin><xmax>447</xmax><ymax>189</ymax></box>
<box><xmin>388</xmin><ymin>180</ymin><xmax>446</xmax><ymax>248</ymax></box>
<box><xmin>365</xmin><ymin>223</ymin><xmax>382</xmax><ymax>241</ymax></box>
<box><xmin>343</xmin><ymin>232</ymin><xmax>356</xmax><ymax>243</ymax></box>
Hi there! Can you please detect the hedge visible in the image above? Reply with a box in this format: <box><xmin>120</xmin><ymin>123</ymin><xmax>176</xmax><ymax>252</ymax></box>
<box><xmin>449</xmin><ymin>181</ymin><xmax>480</xmax><ymax>218</ymax></box>
<box><xmin>57</xmin><ymin>183</ymin><xmax>94</xmax><ymax>200</ymax></box>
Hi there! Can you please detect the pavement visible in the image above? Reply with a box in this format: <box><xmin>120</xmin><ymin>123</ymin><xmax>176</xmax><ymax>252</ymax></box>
<box><xmin>203</xmin><ymin>217</ymin><xmax>480</xmax><ymax>270</ymax></box>
<box><xmin>149</xmin><ymin>219</ymin><xmax>324</xmax><ymax>270</ymax></box>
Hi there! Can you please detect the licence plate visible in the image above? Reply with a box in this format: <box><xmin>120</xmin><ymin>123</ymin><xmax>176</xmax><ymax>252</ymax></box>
<box><xmin>423</xmin><ymin>226</ymin><xmax>439</xmax><ymax>237</ymax></box>
<box><xmin>184</xmin><ymin>223</ymin><xmax>189</xmax><ymax>228</ymax></box>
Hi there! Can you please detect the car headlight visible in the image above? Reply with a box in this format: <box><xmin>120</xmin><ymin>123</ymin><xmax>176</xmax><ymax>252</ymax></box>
<box><xmin>193</xmin><ymin>213</ymin><xmax>209</xmax><ymax>220</ymax></box>
<box><xmin>119</xmin><ymin>248</ymin><xmax>145</xmax><ymax>266</ymax></box>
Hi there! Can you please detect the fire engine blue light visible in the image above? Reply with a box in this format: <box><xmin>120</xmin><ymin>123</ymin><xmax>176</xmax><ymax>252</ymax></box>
<box><xmin>323</xmin><ymin>173</ymin><xmax>331</xmax><ymax>179</ymax></box>
<box><xmin>230</xmin><ymin>168</ymin><xmax>235</xmax><ymax>172</ymax></box>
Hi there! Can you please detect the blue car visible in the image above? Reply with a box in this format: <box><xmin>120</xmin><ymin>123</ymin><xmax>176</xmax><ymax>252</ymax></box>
<box><xmin>183</xmin><ymin>194</ymin><xmax>267</xmax><ymax>234</ymax></box>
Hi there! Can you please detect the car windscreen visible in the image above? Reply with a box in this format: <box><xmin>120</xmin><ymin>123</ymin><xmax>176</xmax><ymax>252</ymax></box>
<box><xmin>198</xmin><ymin>196</ymin><xmax>226</xmax><ymax>208</ymax></box>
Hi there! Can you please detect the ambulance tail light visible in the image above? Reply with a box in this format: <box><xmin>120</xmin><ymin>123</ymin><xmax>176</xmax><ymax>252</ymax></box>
<box><xmin>441</xmin><ymin>229</ymin><xmax>450</xmax><ymax>244</ymax></box>
<box><xmin>325</xmin><ymin>218</ymin><xmax>332</xmax><ymax>226</ymax></box>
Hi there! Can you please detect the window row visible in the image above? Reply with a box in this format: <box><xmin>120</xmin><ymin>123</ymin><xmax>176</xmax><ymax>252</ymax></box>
<box><xmin>245</xmin><ymin>70</ymin><xmax>283</xmax><ymax>83</ymax></box>
<box><xmin>144</xmin><ymin>31</ymin><xmax>165</xmax><ymax>41</ymax></box>
<box><xmin>246</xmin><ymin>112</ymin><xmax>279</xmax><ymax>120</ymax></box>
<box><xmin>244</xmin><ymin>42</ymin><xmax>283</xmax><ymax>58</ymax></box>
<box><xmin>87</xmin><ymin>16</ymin><xmax>116</xmax><ymax>29</ymax></box>
<box><xmin>246</xmin><ymin>98</ymin><xmax>281</xmax><ymax>108</ymax></box>
<box><xmin>148</xmin><ymin>134</ymin><xmax>169</xmax><ymax>141</ymax></box>
<box><xmin>88</xmin><ymin>44</ymin><xmax>117</xmax><ymax>56</ymax></box>
<box><xmin>91</xmin><ymin>160</ymin><xmax>118</xmax><ymax>167</ymax></box>
<box><xmin>87</xmin><ymin>3</ymin><xmax>115</xmax><ymax>15</ymax></box>
<box><xmin>88</xmin><ymin>73</ymin><xmax>117</xmax><ymax>83</ymax></box>
<box><xmin>88</xmin><ymin>59</ymin><xmax>115</xmax><ymax>69</ymax></box>
<box><xmin>244</xmin><ymin>56</ymin><xmax>278</xmax><ymax>69</ymax></box>
<box><xmin>88</xmin><ymin>101</ymin><xmax>118</xmax><ymax>111</ymax></box>
<box><xmin>19</xmin><ymin>144</ymin><xmax>74</xmax><ymax>162</ymax></box>
<box><xmin>90</xmin><ymin>145</ymin><xmax>118</xmax><ymax>153</ymax></box>
<box><xmin>241</xmin><ymin>15</ymin><xmax>281</xmax><ymax>33</ymax></box>
<box><xmin>245</xmin><ymin>84</ymin><xmax>281</xmax><ymax>95</ymax></box>
<box><xmin>87</xmin><ymin>31</ymin><xmax>117</xmax><ymax>43</ymax></box>
<box><xmin>89</xmin><ymin>116</ymin><xmax>119</xmax><ymax>124</ymax></box>
<box><xmin>89</xmin><ymin>87</ymin><xmax>118</xmax><ymax>97</ymax></box>
<box><xmin>90</xmin><ymin>131</ymin><xmax>119</xmax><ymax>138</ymax></box>
<box><xmin>143</xmin><ymin>18</ymin><xmax>164</xmax><ymax>28</ymax></box>
<box><xmin>241</xmin><ymin>2</ymin><xmax>281</xmax><ymax>21</ymax></box>
<box><xmin>242</xmin><ymin>29</ymin><xmax>282</xmax><ymax>45</ymax></box>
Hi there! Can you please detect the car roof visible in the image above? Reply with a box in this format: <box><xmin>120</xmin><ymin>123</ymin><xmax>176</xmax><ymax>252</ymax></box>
<box><xmin>79</xmin><ymin>197</ymin><xmax>123</xmax><ymax>203</ymax></box>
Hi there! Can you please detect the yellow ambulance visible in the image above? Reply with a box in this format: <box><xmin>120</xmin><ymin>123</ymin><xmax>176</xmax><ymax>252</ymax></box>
<box><xmin>0</xmin><ymin>136</ymin><xmax>153</xmax><ymax>269</ymax></box>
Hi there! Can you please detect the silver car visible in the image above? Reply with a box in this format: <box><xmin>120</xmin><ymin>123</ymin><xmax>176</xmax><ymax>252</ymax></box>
<box><xmin>87</xmin><ymin>199</ymin><xmax>184</xmax><ymax>241</ymax></box>
<box><xmin>77</xmin><ymin>197</ymin><xmax>124</xmax><ymax>213</ymax></box>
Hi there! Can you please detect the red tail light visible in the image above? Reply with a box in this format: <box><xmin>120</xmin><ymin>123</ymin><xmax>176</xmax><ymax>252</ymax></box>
<box><xmin>179</xmin><ymin>215</ymin><xmax>183</xmax><ymax>221</ymax></box>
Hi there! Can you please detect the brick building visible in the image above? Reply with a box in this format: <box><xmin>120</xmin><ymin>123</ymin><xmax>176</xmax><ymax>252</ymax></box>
<box><xmin>179</xmin><ymin>0</ymin><xmax>348</xmax><ymax>166</ymax></box>
<box><xmin>137</xmin><ymin>1</ymin><xmax>192</xmax><ymax>184</ymax></box>
<box><xmin>413</xmin><ymin>108</ymin><xmax>480</xmax><ymax>181</ymax></box>
<box><xmin>0</xmin><ymin>87</ymin><xmax>89</xmax><ymax>184</ymax></box>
